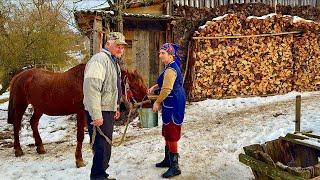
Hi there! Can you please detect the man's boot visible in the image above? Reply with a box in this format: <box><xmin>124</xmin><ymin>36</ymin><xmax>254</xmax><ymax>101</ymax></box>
<box><xmin>162</xmin><ymin>152</ymin><xmax>181</xmax><ymax>178</ymax></box>
<box><xmin>155</xmin><ymin>146</ymin><xmax>170</xmax><ymax>168</ymax></box>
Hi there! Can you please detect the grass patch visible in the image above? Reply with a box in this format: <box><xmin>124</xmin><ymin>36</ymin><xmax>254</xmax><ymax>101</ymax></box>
<box><xmin>0</xmin><ymin>98</ymin><xmax>9</xmax><ymax>104</ymax></box>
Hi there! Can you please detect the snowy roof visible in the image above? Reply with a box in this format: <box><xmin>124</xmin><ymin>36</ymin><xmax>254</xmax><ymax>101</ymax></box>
<box><xmin>73</xmin><ymin>0</ymin><xmax>111</xmax><ymax>11</ymax></box>
<box><xmin>75</xmin><ymin>10</ymin><xmax>174</xmax><ymax>20</ymax></box>
<box><xmin>199</xmin><ymin>13</ymin><xmax>318</xmax><ymax>30</ymax></box>
<box><xmin>73</xmin><ymin>0</ymin><xmax>165</xmax><ymax>11</ymax></box>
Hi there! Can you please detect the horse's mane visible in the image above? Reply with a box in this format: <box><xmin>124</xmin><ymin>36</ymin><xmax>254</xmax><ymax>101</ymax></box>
<box><xmin>122</xmin><ymin>69</ymin><xmax>146</xmax><ymax>86</ymax></box>
<box><xmin>67</xmin><ymin>63</ymin><xmax>86</xmax><ymax>79</ymax></box>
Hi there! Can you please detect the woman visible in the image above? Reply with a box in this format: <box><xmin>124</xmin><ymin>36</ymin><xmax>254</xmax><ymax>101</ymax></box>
<box><xmin>148</xmin><ymin>43</ymin><xmax>186</xmax><ymax>178</ymax></box>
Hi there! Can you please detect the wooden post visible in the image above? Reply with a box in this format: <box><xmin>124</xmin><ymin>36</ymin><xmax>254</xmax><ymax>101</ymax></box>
<box><xmin>92</xmin><ymin>16</ymin><xmax>103</xmax><ymax>55</ymax></box>
<box><xmin>295</xmin><ymin>95</ymin><xmax>301</xmax><ymax>133</ymax></box>
<box><xmin>167</xmin><ymin>0</ymin><xmax>173</xmax><ymax>15</ymax></box>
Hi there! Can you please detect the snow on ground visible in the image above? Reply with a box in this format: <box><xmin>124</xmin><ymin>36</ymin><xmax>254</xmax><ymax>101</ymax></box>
<box><xmin>0</xmin><ymin>91</ymin><xmax>320</xmax><ymax>180</ymax></box>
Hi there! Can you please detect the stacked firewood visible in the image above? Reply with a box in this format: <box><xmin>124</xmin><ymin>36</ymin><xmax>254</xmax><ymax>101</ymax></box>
<box><xmin>188</xmin><ymin>14</ymin><xmax>320</xmax><ymax>100</ymax></box>
<box><xmin>174</xmin><ymin>3</ymin><xmax>320</xmax><ymax>90</ymax></box>
<box><xmin>293</xmin><ymin>32</ymin><xmax>320</xmax><ymax>91</ymax></box>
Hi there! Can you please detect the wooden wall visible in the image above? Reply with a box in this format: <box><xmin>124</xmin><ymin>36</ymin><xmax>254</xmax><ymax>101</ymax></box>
<box><xmin>123</xmin><ymin>29</ymin><xmax>166</xmax><ymax>87</ymax></box>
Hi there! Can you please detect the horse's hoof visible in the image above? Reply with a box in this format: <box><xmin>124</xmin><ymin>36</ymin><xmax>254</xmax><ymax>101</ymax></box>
<box><xmin>36</xmin><ymin>146</ymin><xmax>46</xmax><ymax>154</ymax></box>
<box><xmin>15</xmin><ymin>150</ymin><xmax>24</xmax><ymax>157</ymax></box>
<box><xmin>76</xmin><ymin>159</ymin><xmax>86</xmax><ymax>168</ymax></box>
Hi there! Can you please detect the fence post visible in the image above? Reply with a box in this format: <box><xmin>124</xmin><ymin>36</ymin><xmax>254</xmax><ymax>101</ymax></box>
<box><xmin>295</xmin><ymin>95</ymin><xmax>301</xmax><ymax>133</ymax></box>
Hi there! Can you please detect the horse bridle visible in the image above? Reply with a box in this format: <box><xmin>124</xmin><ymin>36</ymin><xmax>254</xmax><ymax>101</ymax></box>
<box><xmin>122</xmin><ymin>75</ymin><xmax>149</xmax><ymax>109</ymax></box>
<box><xmin>123</xmin><ymin>75</ymin><xmax>137</xmax><ymax>105</ymax></box>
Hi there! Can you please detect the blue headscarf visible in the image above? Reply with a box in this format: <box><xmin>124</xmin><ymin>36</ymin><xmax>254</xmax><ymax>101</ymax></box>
<box><xmin>160</xmin><ymin>43</ymin><xmax>182</xmax><ymax>68</ymax></box>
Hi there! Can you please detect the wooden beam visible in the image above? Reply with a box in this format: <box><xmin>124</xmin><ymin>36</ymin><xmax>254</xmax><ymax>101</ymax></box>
<box><xmin>192</xmin><ymin>31</ymin><xmax>301</xmax><ymax>40</ymax></box>
<box><xmin>239</xmin><ymin>154</ymin><xmax>305</xmax><ymax>180</ymax></box>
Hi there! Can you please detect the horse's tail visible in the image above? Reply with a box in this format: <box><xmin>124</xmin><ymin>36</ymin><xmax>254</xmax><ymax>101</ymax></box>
<box><xmin>7</xmin><ymin>93</ymin><xmax>14</xmax><ymax>124</ymax></box>
<box><xmin>7</xmin><ymin>74</ymin><xmax>20</xmax><ymax>124</ymax></box>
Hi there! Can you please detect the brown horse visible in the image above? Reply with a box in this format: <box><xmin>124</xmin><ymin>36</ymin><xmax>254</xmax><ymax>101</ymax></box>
<box><xmin>7</xmin><ymin>63</ymin><xmax>148</xmax><ymax>168</ymax></box>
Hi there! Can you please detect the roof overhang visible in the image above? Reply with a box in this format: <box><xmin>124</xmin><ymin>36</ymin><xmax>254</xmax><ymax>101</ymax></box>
<box><xmin>74</xmin><ymin>10</ymin><xmax>175</xmax><ymax>35</ymax></box>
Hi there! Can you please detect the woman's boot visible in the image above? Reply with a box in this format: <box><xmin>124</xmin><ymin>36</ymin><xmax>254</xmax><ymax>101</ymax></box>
<box><xmin>156</xmin><ymin>146</ymin><xmax>170</xmax><ymax>168</ymax></box>
<box><xmin>162</xmin><ymin>152</ymin><xmax>181</xmax><ymax>178</ymax></box>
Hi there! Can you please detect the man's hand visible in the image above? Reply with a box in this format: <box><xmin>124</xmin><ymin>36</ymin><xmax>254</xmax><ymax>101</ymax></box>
<box><xmin>152</xmin><ymin>101</ymin><xmax>161</xmax><ymax>112</ymax></box>
<box><xmin>92</xmin><ymin>118</ymin><xmax>103</xmax><ymax>126</ymax></box>
<box><xmin>114</xmin><ymin>110</ymin><xmax>120</xmax><ymax>120</ymax></box>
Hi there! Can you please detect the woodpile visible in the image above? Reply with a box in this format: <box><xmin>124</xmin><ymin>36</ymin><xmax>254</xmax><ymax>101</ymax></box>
<box><xmin>187</xmin><ymin>14</ymin><xmax>320</xmax><ymax>101</ymax></box>
<box><xmin>173</xmin><ymin>3</ymin><xmax>320</xmax><ymax>85</ymax></box>
<box><xmin>293</xmin><ymin>32</ymin><xmax>320</xmax><ymax>92</ymax></box>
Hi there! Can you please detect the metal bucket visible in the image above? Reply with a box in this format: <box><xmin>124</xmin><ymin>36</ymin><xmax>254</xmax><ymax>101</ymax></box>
<box><xmin>137</xmin><ymin>108</ymin><xmax>158</xmax><ymax>128</ymax></box>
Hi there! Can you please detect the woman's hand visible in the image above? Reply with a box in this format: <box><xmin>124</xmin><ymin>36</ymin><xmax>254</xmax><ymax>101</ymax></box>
<box><xmin>147</xmin><ymin>86</ymin><xmax>155</xmax><ymax>95</ymax></box>
<box><xmin>147</xmin><ymin>84</ymin><xmax>159</xmax><ymax>95</ymax></box>
<box><xmin>152</xmin><ymin>101</ymin><xmax>161</xmax><ymax>112</ymax></box>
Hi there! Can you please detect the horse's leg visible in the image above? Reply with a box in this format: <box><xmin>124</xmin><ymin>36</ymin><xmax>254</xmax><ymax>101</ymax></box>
<box><xmin>75</xmin><ymin>110</ymin><xmax>86</xmax><ymax>168</ymax></box>
<box><xmin>13</xmin><ymin>104</ymin><xmax>28</xmax><ymax>157</ymax></box>
<box><xmin>30</xmin><ymin>110</ymin><xmax>45</xmax><ymax>154</ymax></box>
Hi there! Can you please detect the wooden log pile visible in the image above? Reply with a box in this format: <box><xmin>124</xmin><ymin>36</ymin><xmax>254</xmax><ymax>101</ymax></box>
<box><xmin>188</xmin><ymin>14</ymin><xmax>320</xmax><ymax>101</ymax></box>
<box><xmin>173</xmin><ymin>4</ymin><xmax>320</xmax><ymax>90</ymax></box>
<box><xmin>293</xmin><ymin>32</ymin><xmax>320</xmax><ymax>92</ymax></box>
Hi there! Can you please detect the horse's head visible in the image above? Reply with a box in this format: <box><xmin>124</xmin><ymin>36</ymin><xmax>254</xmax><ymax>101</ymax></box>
<box><xmin>118</xmin><ymin>68</ymin><xmax>151</xmax><ymax>123</ymax></box>
<box><xmin>121</xmin><ymin>68</ymin><xmax>148</xmax><ymax>104</ymax></box>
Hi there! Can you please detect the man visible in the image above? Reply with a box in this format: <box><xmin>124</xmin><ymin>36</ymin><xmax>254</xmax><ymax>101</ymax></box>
<box><xmin>83</xmin><ymin>32</ymin><xmax>127</xmax><ymax>180</ymax></box>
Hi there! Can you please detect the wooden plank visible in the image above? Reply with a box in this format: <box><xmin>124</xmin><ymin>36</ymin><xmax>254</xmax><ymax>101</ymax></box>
<box><xmin>124</xmin><ymin>4</ymin><xmax>165</xmax><ymax>16</ymax></box>
<box><xmin>149</xmin><ymin>31</ymin><xmax>161</xmax><ymax>86</ymax></box>
<box><xmin>239</xmin><ymin>154</ymin><xmax>306</xmax><ymax>180</ymax></box>
<box><xmin>122</xmin><ymin>30</ymin><xmax>134</xmax><ymax>69</ymax></box>
<box><xmin>280</xmin><ymin>136</ymin><xmax>320</xmax><ymax>151</ymax></box>
<box><xmin>286</xmin><ymin>133</ymin><xmax>309</xmax><ymax>140</ymax></box>
<box><xmin>134</xmin><ymin>30</ymin><xmax>150</xmax><ymax>86</ymax></box>
<box><xmin>302</xmin><ymin>133</ymin><xmax>320</xmax><ymax>141</ymax></box>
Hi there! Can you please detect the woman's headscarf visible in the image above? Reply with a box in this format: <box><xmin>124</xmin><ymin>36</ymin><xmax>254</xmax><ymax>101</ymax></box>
<box><xmin>160</xmin><ymin>43</ymin><xmax>182</xmax><ymax>68</ymax></box>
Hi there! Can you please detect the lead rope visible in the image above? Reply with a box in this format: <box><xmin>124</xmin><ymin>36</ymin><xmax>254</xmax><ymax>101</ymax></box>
<box><xmin>90</xmin><ymin>96</ymin><xmax>150</xmax><ymax>149</ymax></box>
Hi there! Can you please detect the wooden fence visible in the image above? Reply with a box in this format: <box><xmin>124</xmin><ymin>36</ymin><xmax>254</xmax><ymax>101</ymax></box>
<box><xmin>174</xmin><ymin>0</ymin><xmax>320</xmax><ymax>8</ymax></box>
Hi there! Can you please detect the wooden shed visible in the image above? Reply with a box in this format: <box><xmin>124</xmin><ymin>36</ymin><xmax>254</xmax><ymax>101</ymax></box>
<box><xmin>74</xmin><ymin>0</ymin><xmax>175</xmax><ymax>87</ymax></box>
